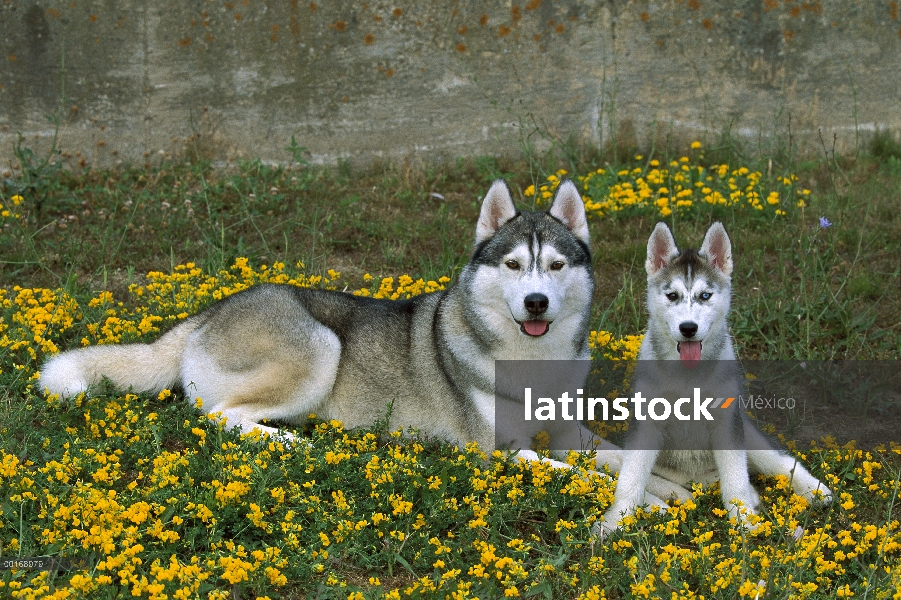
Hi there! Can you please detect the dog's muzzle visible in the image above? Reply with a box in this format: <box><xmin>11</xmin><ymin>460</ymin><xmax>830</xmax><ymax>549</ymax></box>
<box><xmin>520</xmin><ymin>293</ymin><xmax>551</xmax><ymax>336</ymax></box>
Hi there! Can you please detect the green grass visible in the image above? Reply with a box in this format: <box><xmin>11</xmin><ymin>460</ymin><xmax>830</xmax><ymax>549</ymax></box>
<box><xmin>1</xmin><ymin>141</ymin><xmax>898</xmax><ymax>359</ymax></box>
<box><xmin>1</xmin><ymin>138</ymin><xmax>900</xmax><ymax>598</ymax></box>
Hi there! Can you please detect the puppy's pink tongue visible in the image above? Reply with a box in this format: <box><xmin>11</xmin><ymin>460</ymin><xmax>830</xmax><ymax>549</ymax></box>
<box><xmin>524</xmin><ymin>320</ymin><xmax>548</xmax><ymax>336</ymax></box>
<box><xmin>679</xmin><ymin>340</ymin><xmax>702</xmax><ymax>368</ymax></box>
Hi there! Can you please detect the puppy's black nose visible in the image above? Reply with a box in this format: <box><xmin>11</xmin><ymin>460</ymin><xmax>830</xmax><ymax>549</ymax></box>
<box><xmin>679</xmin><ymin>322</ymin><xmax>698</xmax><ymax>338</ymax></box>
<box><xmin>524</xmin><ymin>293</ymin><xmax>549</xmax><ymax>315</ymax></box>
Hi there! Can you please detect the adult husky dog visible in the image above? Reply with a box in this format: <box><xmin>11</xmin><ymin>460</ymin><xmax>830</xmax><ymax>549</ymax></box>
<box><xmin>597</xmin><ymin>222</ymin><xmax>832</xmax><ymax>535</ymax></box>
<box><xmin>39</xmin><ymin>180</ymin><xmax>592</xmax><ymax>452</ymax></box>
<box><xmin>33</xmin><ymin>183</ymin><xmax>587</xmax><ymax>454</ymax></box>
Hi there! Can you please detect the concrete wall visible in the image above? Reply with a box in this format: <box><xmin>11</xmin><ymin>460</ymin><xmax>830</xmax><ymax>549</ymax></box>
<box><xmin>1</xmin><ymin>0</ymin><xmax>900</xmax><ymax>168</ymax></box>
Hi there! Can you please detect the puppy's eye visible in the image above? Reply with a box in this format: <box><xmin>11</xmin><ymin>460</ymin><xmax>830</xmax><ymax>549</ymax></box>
<box><xmin>550</xmin><ymin>261</ymin><xmax>565</xmax><ymax>271</ymax></box>
<box><xmin>665</xmin><ymin>292</ymin><xmax>679</xmax><ymax>302</ymax></box>
<box><xmin>699</xmin><ymin>292</ymin><xmax>713</xmax><ymax>301</ymax></box>
<box><xmin>505</xmin><ymin>260</ymin><xmax>520</xmax><ymax>270</ymax></box>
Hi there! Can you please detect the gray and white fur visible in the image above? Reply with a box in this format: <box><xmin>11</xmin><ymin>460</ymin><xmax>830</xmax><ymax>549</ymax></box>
<box><xmin>39</xmin><ymin>180</ymin><xmax>585</xmax><ymax>447</ymax></box>
<box><xmin>39</xmin><ymin>180</ymin><xmax>687</xmax><ymax>504</ymax></box>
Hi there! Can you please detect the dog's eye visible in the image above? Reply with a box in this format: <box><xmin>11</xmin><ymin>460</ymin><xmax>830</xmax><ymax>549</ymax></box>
<box><xmin>665</xmin><ymin>292</ymin><xmax>679</xmax><ymax>301</ymax></box>
<box><xmin>550</xmin><ymin>261</ymin><xmax>565</xmax><ymax>271</ymax></box>
<box><xmin>505</xmin><ymin>260</ymin><xmax>520</xmax><ymax>270</ymax></box>
<box><xmin>699</xmin><ymin>292</ymin><xmax>712</xmax><ymax>301</ymax></box>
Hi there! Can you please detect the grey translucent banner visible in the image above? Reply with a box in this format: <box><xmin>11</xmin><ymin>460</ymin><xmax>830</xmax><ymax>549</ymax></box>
<box><xmin>494</xmin><ymin>360</ymin><xmax>901</xmax><ymax>451</ymax></box>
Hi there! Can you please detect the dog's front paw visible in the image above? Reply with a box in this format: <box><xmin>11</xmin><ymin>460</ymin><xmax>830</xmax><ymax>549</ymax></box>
<box><xmin>275</xmin><ymin>429</ymin><xmax>304</xmax><ymax>448</ymax></box>
<box><xmin>594</xmin><ymin>508</ymin><xmax>628</xmax><ymax>539</ymax></box>
<box><xmin>646</xmin><ymin>473</ymin><xmax>693</xmax><ymax>504</ymax></box>
<box><xmin>797</xmin><ymin>479</ymin><xmax>833</xmax><ymax>507</ymax></box>
<box><xmin>513</xmin><ymin>450</ymin><xmax>577</xmax><ymax>472</ymax></box>
<box><xmin>595</xmin><ymin>498</ymin><xmax>668</xmax><ymax>540</ymax></box>
<box><xmin>725</xmin><ymin>493</ymin><xmax>763</xmax><ymax>531</ymax></box>
<box><xmin>734</xmin><ymin>507</ymin><xmax>765</xmax><ymax>533</ymax></box>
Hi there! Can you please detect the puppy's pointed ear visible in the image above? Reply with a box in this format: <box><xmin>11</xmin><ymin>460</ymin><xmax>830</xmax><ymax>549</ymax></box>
<box><xmin>700</xmin><ymin>221</ymin><xmax>733</xmax><ymax>275</ymax></box>
<box><xmin>646</xmin><ymin>222</ymin><xmax>679</xmax><ymax>276</ymax></box>
<box><xmin>549</xmin><ymin>179</ymin><xmax>590</xmax><ymax>246</ymax></box>
<box><xmin>476</xmin><ymin>179</ymin><xmax>518</xmax><ymax>244</ymax></box>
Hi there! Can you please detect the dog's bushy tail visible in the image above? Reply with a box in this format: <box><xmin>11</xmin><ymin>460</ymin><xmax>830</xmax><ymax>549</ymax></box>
<box><xmin>38</xmin><ymin>319</ymin><xmax>201</xmax><ymax>398</ymax></box>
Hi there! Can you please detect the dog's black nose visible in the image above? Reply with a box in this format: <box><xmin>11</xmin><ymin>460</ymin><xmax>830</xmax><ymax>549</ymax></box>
<box><xmin>524</xmin><ymin>293</ymin><xmax>549</xmax><ymax>315</ymax></box>
<box><xmin>679</xmin><ymin>322</ymin><xmax>698</xmax><ymax>338</ymax></box>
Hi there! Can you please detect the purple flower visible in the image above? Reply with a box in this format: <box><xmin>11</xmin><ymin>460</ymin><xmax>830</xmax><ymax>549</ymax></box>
<box><xmin>819</xmin><ymin>216</ymin><xmax>833</xmax><ymax>228</ymax></box>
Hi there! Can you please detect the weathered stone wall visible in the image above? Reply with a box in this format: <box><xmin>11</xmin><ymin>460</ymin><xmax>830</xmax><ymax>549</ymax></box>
<box><xmin>1</xmin><ymin>0</ymin><xmax>899</xmax><ymax>168</ymax></box>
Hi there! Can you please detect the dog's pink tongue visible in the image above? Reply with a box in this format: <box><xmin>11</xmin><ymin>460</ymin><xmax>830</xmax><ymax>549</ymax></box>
<box><xmin>679</xmin><ymin>341</ymin><xmax>702</xmax><ymax>367</ymax></box>
<box><xmin>524</xmin><ymin>320</ymin><xmax>548</xmax><ymax>336</ymax></box>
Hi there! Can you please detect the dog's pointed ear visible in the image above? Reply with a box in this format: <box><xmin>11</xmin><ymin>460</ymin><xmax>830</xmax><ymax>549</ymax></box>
<box><xmin>476</xmin><ymin>179</ymin><xmax>518</xmax><ymax>244</ymax></box>
<box><xmin>646</xmin><ymin>222</ymin><xmax>679</xmax><ymax>276</ymax></box>
<box><xmin>549</xmin><ymin>179</ymin><xmax>590</xmax><ymax>246</ymax></box>
<box><xmin>700</xmin><ymin>221</ymin><xmax>733</xmax><ymax>275</ymax></box>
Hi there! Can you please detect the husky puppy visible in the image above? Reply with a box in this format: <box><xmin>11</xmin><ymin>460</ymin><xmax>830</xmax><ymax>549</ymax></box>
<box><xmin>598</xmin><ymin>222</ymin><xmax>832</xmax><ymax>534</ymax></box>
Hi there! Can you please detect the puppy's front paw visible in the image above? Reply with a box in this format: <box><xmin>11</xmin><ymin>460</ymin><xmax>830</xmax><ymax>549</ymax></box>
<box><xmin>798</xmin><ymin>480</ymin><xmax>833</xmax><ymax>507</ymax></box>
<box><xmin>726</xmin><ymin>495</ymin><xmax>763</xmax><ymax>532</ymax></box>
<box><xmin>593</xmin><ymin>509</ymin><xmax>626</xmax><ymax>539</ymax></box>
<box><xmin>646</xmin><ymin>474</ymin><xmax>693</xmax><ymax>504</ymax></box>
